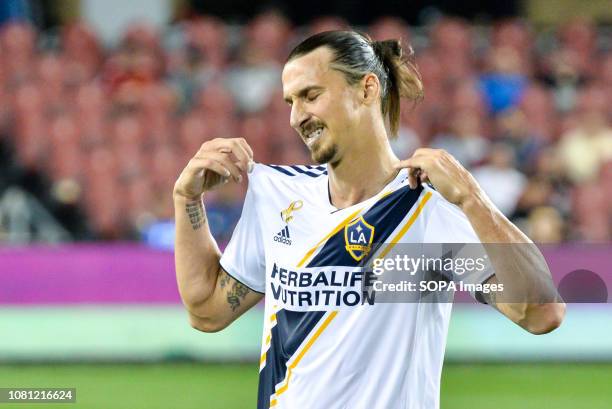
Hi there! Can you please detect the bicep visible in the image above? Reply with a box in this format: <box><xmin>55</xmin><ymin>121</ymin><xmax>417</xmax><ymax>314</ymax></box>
<box><xmin>190</xmin><ymin>267</ymin><xmax>263</xmax><ymax>332</ymax></box>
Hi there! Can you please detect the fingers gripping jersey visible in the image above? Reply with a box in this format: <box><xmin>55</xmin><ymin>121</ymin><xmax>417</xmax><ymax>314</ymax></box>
<box><xmin>220</xmin><ymin>164</ymin><xmax>493</xmax><ymax>409</ymax></box>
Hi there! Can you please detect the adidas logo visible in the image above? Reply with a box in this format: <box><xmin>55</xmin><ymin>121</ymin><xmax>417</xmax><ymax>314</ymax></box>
<box><xmin>273</xmin><ymin>226</ymin><xmax>292</xmax><ymax>245</ymax></box>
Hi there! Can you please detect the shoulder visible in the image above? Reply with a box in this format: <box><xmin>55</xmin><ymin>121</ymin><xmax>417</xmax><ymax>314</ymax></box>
<box><xmin>421</xmin><ymin>184</ymin><xmax>466</xmax><ymax>219</ymax></box>
<box><xmin>420</xmin><ymin>184</ymin><xmax>481</xmax><ymax>243</ymax></box>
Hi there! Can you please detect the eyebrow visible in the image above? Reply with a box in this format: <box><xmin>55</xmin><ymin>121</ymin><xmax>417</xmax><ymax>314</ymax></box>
<box><xmin>283</xmin><ymin>85</ymin><xmax>324</xmax><ymax>104</ymax></box>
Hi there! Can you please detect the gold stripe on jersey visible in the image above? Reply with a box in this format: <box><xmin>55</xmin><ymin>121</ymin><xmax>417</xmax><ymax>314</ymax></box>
<box><xmin>296</xmin><ymin>210</ymin><xmax>362</xmax><ymax>268</ymax></box>
<box><xmin>269</xmin><ymin>310</ymin><xmax>338</xmax><ymax>407</ymax></box>
<box><xmin>260</xmin><ymin>309</ymin><xmax>280</xmax><ymax>370</ymax></box>
<box><xmin>377</xmin><ymin>191</ymin><xmax>432</xmax><ymax>259</ymax></box>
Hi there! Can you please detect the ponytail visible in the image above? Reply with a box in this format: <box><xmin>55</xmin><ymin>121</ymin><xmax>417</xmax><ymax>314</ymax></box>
<box><xmin>372</xmin><ymin>39</ymin><xmax>424</xmax><ymax>136</ymax></box>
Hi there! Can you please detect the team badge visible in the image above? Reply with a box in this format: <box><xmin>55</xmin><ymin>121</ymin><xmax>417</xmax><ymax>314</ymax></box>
<box><xmin>281</xmin><ymin>200</ymin><xmax>303</xmax><ymax>223</ymax></box>
<box><xmin>344</xmin><ymin>216</ymin><xmax>375</xmax><ymax>261</ymax></box>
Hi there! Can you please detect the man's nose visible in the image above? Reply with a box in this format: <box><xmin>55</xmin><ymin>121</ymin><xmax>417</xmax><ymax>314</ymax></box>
<box><xmin>290</xmin><ymin>103</ymin><xmax>310</xmax><ymax>131</ymax></box>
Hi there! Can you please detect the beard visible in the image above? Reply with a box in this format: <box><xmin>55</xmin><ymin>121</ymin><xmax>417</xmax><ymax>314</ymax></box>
<box><xmin>311</xmin><ymin>141</ymin><xmax>338</xmax><ymax>165</ymax></box>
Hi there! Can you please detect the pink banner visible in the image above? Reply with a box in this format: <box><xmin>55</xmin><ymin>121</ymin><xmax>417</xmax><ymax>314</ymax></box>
<box><xmin>0</xmin><ymin>244</ymin><xmax>179</xmax><ymax>304</ymax></box>
<box><xmin>0</xmin><ymin>243</ymin><xmax>610</xmax><ymax>304</ymax></box>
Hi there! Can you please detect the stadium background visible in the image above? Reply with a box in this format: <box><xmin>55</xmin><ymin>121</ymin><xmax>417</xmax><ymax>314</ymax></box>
<box><xmin>1</xmin><ymin>0</ymin><xmax>611</xmax><ymax>408</ymax></box>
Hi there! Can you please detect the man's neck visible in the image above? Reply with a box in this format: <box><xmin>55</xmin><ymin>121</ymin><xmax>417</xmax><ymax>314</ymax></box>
<box><xmin>327</xmin><ymin>132</ymin><xmax>399</xmax><ymax>209</ymax></box>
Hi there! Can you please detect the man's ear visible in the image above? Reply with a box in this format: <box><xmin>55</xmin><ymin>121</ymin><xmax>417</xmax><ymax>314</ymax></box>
<box><xmin>362</xmin><ymin>73</ymin><xmax>381</xmax><ymax>105</ymax></box>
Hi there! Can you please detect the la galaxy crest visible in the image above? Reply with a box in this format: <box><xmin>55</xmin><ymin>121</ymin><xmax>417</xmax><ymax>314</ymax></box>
<box><xmin>344</xmin><ymin>216</ymin><xmax>375</xmax><ymax>261</ymax></box>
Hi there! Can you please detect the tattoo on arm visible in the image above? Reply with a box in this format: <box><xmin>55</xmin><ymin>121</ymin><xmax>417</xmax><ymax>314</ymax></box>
<box><xmin>479</xmin><ymin>276</ymin><xmax>500</xmax><ymax>309</ymax></box>
<box><xmin>481</xmin><ymin>290</ymin><xmax>497</xmax><ymax>307</ymax></box>
<box><xmin>218</xmin><ymin>270</ymin><xmax>251</xmax><ymax>312</ymax></box>
<box><xmin>219</xmin><ymin>270</ymin><xmax>231</xmax><ymax>289</ymax></box>
<box><xmin>185</xmin><ymin>201</ymin><xmax>206</xmax><ymax>230</ymax></box>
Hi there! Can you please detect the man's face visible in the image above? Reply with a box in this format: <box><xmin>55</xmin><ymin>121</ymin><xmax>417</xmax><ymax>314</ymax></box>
<box><xmin>282</xmin><ymin>47</ymin><xmax>361</xmax><ymax>165</ymax></box>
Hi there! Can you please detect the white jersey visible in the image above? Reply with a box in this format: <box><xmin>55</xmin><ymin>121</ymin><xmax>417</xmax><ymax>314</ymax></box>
<box><xmin>220</xmin><ymin>163</ymin><xmax>493</xmax><ymax>409</ymax></box>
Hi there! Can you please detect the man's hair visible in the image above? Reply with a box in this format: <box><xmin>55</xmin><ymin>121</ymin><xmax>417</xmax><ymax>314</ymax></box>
<box><xmin>287</xmin><ymin>30</ymin><xmax>424</xmax><ymax>137</ymax></box>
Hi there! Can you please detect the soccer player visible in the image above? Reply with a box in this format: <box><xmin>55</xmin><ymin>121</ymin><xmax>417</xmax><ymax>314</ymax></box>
<box><xmin>173</xmin><ymin>31</ymin><xmax>565</xmax><ymax>409</ymax></box>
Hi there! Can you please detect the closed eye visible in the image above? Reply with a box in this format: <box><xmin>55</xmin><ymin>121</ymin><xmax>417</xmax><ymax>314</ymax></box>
<box><xmin>306</xmin><ymin>92</ymin><xmax>321</xmax><ymax>102</ymax></box>
<box><xmin>283</xmin><ymin>85</ymin><xmax>324</xmax><ymax>106</ymax></box>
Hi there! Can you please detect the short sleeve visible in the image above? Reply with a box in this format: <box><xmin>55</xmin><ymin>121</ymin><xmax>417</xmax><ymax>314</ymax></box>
<box><xmin>423</xmin><ymin>192</ymin><xmax>495</xmax><ymax>293</ymax></box>
<box><xmin>424</xmin><ymin>194</ymin><xmax>480</xmax><ymax>244</ymax></box>
<box><xmin>219</xmin><ymin>180</ymin><xmax>266</xmax><ymax>294</ymax></box>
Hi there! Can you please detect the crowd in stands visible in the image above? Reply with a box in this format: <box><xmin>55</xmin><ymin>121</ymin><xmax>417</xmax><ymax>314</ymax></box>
<box><xmin>0</xmin><ymin>12</ymin><xmax>610</xmax><ymax>243</ymax></box>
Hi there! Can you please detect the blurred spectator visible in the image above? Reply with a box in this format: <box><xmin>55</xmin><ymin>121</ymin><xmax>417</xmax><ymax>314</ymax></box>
<box><xmin>526</xmin><ymin>206</ymin><xmax>565</xmax><ymax>244</ymax></box>
<box><xmin>557</xmin><ymin>87</ymin><xmax>612</xmax><ymax>183</ymax></box>
<box><xmin>431</xmin><ymin>109</ymin><xmax>488</xmax><ymax>167</ymax></box>
<box><xmin>265</xmin><ymin>89</ymin><xmax>294</xmax><ymax>140</ymax></box>
<box><xmin>225</xmin><ymin>11</ymin><xmax>290</xmax><ymax>113</ymax></box>
<box><xmin>491</xmin><ymin>19</ymin><xmax>534</xmax><ymax>74</ymax></box>
<box><xmin>540</xmin><ymin>48</ymin><xmax>588</xmax><ymax>113</ymax></box>
<box><xmin>518</xmin><ymin>84</ymin><xmax>557</xmax><ymax>141</ymax></box>
<box><xmin>168</xmin><ymin>16</ymin><xmax>228</xmax><ymax>107</ymax></box>
<box><xmin>571</xmin><ymin>182</ymin><xmax>610</xmax><ymax>242</ymax></box>
<box><xmin>557</xmin><ymin>18</ymin><xmax>597</xmax><ymax>79</ymax></box>
<box><xmin>479</xmin><ymin>46</ymin><xmax>528</xmax><ymax>114</ymax></box>
<box><xmin>0</xmin><ymin>21</ymin><xmax>37</xmax><ymax>84</ymax></box>
<box><xmin>61</xmin><ymin>22</ymin><xmax>103</xmax><ymax>85</ymax></box>
<box><xmin>102</xmin><ymin>23</ymin><xmax>164</xmax><ymax>104</ymax></box>
<box><xmin>472</xmin><ymin>143</ymin><xmax>527</xmax><ymax>216</ymax></box>
<box><xmin>240</xmin><ymin>114</ymin><xmax>274</xmax><ymax>164</ymax></box>
<box><xmin>517</xmin><ymin>146</ymin><xmax>573</xmax><ymax>220</ymax></box>
<box><xmin>429</xmin><ymin>18</ymin><xmax>473</xmax><ymax>83</ymax></box>
<box><xmin>494</xmin><ymin>108</ymin><xmax>543</xmax><ymax>170</ymax></box>
<box><xmin>179</xmin><ymin>112</ymin><xmax>212</xmax><ymax>162</ymax></box>
<box><xmin>515</xmin><ymin>176</ymin><xmax>555</xmax><ymax>219</ymax></box>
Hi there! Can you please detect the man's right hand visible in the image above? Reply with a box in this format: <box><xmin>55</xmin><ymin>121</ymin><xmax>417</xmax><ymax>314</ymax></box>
<box><xmin>173</xmin><ymin>137</ymin><xmax>254</xmax><ymax>200</ymax></box>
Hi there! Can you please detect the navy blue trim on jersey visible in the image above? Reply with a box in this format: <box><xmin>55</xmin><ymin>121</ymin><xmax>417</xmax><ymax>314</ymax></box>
<box><xmin>258</xmin><ymin>310</ymin><xmax>326</xmax><ymax>409</ymax></box>
<box><xmin>265</xmin><ymin>164</ymin><xmax>328</xmax><ymax>177</ymax></box>
<box><xmin>304</xmin><ymin>165</ymin><xmax>326</xmax><ymax>171</ymax></box>
<box><xmin>307</xmin><ymin>185</ymin><xmax>424</xmax><ymax>268</ymax></box>
<box><xmin>290</xmin><ymin>165</ymin><xmax>319</xmax><ymax>177</ymax></box>
<box><xmin>267</xmin><ymin>165</ymin><xmax>295</xmax><ymax>176</ymax></box>
<box><xmin>219</xmin><ymin>261</ymin><xmax>265</xmax><ymax>294</ymax></box>
<box><xmin>290</xmin><ymin>165</ymin><xmax>327</xmax><ymax>177</ymax></box>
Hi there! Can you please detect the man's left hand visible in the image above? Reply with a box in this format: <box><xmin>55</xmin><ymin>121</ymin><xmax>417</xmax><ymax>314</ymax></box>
<box><xmin>395</xmin><ymin>148</ymin><xmax>481</xmax><ymax>208</ymax></box>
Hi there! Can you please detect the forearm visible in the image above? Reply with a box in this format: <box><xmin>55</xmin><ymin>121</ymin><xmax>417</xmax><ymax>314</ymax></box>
<box><xmin>174</xmin><ymin>193</ymin><xmax>222</xmax><ymax>312</ymax></box>
<box><xmin>460</xmin><ymin>191</ymin><xmax>564</xmax><ymax>333</ymax></box>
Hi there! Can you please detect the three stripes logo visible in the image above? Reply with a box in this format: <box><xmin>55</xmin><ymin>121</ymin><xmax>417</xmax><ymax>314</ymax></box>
<box><xmin>274</xmin><ymin>225</ymin><xmax>292</xmax><ymax>246</ymax></box>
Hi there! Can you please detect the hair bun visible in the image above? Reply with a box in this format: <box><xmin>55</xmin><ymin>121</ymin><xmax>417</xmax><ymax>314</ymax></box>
<box><xmin>373</xmin><ymin>39</ymin><xmax>402</xmax><ymax>58</ymax></box>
